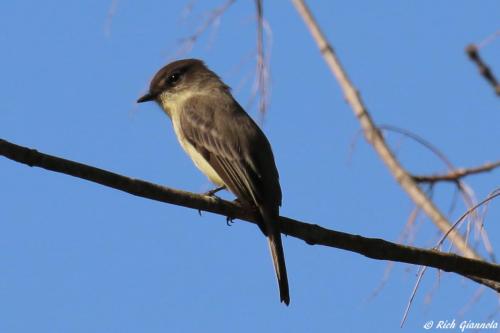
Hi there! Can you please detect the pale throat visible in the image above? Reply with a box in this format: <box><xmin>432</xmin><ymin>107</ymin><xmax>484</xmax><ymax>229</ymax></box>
<box><xmin>157</xmin><ymin>88</ymin><xmax>206</xmax><ymax>118</ymax></box>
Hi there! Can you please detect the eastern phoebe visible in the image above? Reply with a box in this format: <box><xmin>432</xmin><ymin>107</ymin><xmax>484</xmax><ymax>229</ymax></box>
<box><xmin>137</xmin><ymin>59</ymin><xmax>289</xmax><ymax>305</ymax></box>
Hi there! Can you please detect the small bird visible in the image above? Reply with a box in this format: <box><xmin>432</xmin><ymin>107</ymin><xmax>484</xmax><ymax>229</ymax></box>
<box><xmin>137</xmin><ymin>59</ymin><xmax>289</xmax><ymax>305</ymax></box>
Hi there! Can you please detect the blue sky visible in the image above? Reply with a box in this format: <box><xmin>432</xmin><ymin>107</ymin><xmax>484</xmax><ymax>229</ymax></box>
<box><xmin>1</xmin><ymin>1</ymin><xmax>499</xmax><ymax>332</ymax></box>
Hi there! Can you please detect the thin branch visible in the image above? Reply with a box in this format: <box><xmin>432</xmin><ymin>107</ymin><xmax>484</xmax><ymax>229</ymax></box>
<box><xmin>378</xmin><ymin>124</ymin><xmax>478</xmax><ymax>214</ymax></box>
<box><xmin>401</xmin><ymin>266</ymin><xmax>428</xmax><ymax>327</ymax></box>
<box><xmin>477</xmin><ymin>196</ymin><xmax>497</xmax><ymax>263</ymax></box>
<box><xmin>403</xmin><ymin>190</ymin><xmax>500</xmax><ymax>327</ymax></box>
<box><xmin>457</xmin><ymin>286</ymin><xmax>486</xmax><ymax>319</ymax></box>
<box><xmin>291</xmin><ymin>0</ymin><xmax>482</xmax><ymax>261</ymax></box>
<box><xmin>466</xmin><ymin>43</ymin><xmax>500</xmax><ymax>96</ymax></box>
<box><xmin>413</xmin><ymin>161</ymin><xmax>500</xmax><ymax>183</ymax></box>
<box><xmin>477</xmin><ymin>30</ymin><xmax>500</xmax><ymax>49</ymax></box>
<box><xmin>251</xmin><ymin>0</ymin><xmax>273</xmax><ymax>123</ymax></box>
<box><xmin>254</xmin><ymin>0</ymin><xmax>268</xmax><ymax>118</ymax></box>
<box><xmin>436</xmin><ymin>189</ymin><xmax>500</xmax><ymax>249</ymax></box>
<box><xmin>378</xmin><ymin>125</ymin><xmax>488</xmax><ymax>254</ymax></box>
<box><xmin>1</xmin><ymin>138</ymin><xmax>500</xmax><ymax>291</ymax></box>
<box><xmin>378</xmin><ymin>125</ymin><xmax>454</xmax><ymax>169</ymax></box>
<box><xmin>369</xmin><ymin>207</ymin><xmax>421</xmax><ymax>300</ymax></box>
<box><xmin>104</xmin><ymin>0</ymin><xmax>119</xmax><ymax>37</ymax></box>
<box><xmin>402</xmin><ymin>190</ymin><xmax>500</xmax><ymax>327</ymax></box>
<box><xmin>175</xmin><ymin>0</ymin><xmax>235</xmax><ymax>56</ymax></box>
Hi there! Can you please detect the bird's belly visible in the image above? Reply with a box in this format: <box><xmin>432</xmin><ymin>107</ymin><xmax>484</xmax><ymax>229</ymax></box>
<box><xmin>172</xmin><ymin>117</ymin><xmax>225</xmax><ymax>187</ymax></box>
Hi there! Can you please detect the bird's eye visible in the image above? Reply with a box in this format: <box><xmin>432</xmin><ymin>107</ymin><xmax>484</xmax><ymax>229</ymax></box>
<box><xmin>167</xmin><ymin>72</ymin><xmax>181</xmax><ymax>85</ymax></box>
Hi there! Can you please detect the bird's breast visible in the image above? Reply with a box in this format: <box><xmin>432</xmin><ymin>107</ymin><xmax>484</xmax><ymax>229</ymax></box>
<box><xmin>169</xmin><ymin>101</ymin><xmax>225</xmax><ymax>187</ymax></box>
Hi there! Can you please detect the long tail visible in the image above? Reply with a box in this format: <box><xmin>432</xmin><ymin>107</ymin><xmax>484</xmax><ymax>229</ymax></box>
<box><xmin>261</xmin><ymin>209</ymin><xmax>290</xmax><ymax>305</ymax></box>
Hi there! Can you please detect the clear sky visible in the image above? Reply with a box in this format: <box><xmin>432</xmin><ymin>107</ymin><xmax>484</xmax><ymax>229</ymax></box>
<box><xmin>1</xmin><ymin>1</ymin><xmax>499</xmax><ymax>332</ymax></box>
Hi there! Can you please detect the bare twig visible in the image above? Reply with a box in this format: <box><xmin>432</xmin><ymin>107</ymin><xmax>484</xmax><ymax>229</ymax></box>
<box><xmin>378</xmin><ymin>125</ymin><xmax>490</xmax><ymax>255</ymax></box>
<box><xmin>466</xmin><ymin>43</ymin><xmax>500</xmax><ymax>96</ymax></box>
<box><xmin>255</xmin><ymin>0</ymin><xmax>267</xmax><ymax>118</ymax></box>
<box><xmin>176</xmin><ymin>0</ymin><xmax>235</xmax><ymax>56</ymax></box>
<box><xmin>413</xmin><ymin>161</ymin><xmax>500</xmax><ymax>183</ymax></box>
<box><xmin>401</xmin><ymin>266</ymin><xmax>428</xmax><ymax>327</ymax></box>
<box><xmin>378</xmin><ymin>124</ymin><xmax>478</xmax><ymax>207</ymax></box>
<box><xmin>104</xmin><ymin>0</ymin><xmax>119</xmax><ymax>37</ymax></box>
<box><xmin>291</xmin><ymin>0</ymin><xmax>481</xmax><ymax>260</ymax></box>
<box><xmin>251</xmin><ymin>0</ymin><xmax>272</xmax><ymax>122</ymax></box>
<box><xmin>403</xmin><ymin>188</ymin><xmax>500</xmax><ymax>327</ymax></box>
<box><xmin>436</xmin><ymin>189</ymin><xmax>500</xmax><ymax>249</ymax></box>
<box><xmin>180</xmin><ymin>0</ymin><xmax>197</xmax><ymax>22</ymax></box>
<box><xmin>457</xmin><ymin>287</ymin><xmax>486</xmax><ymax>319</ymax></box>
<box><xmin>2</xmin><ymin>138</ymin><xmax>500</xmax><ymax>290</ymax></box>
<box><xmin>402</xmin><ymin>189</ymin><xmax>500</xmax><ymax>327</ymax></box>
<box><xmin>477</xmin><ymin>30</ymin><xmax>500</xmax><ymax>49</ymax></box>
<box><xmin>477</xmin><ymin>199</ymin><xmax>497</xmax><ymax>263</ymax></box>
<box><xmin>369</xmin><ymin>207</ymin><xmax>421</xmax><ymax>300</ymax></box>
<box><xmin>378</xmin><ymin>125</ymin><xmax>455</xmax><ymax>170</ymax></box>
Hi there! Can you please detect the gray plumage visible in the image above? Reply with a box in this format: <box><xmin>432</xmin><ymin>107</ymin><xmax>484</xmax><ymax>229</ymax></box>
<box><xmin>138</xmin><ymin>59</ymin><xmax>289</xmax><ymax>305</ymax></box>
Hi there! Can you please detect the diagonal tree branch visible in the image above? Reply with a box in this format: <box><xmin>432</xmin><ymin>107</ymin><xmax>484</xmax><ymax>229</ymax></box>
<box><xmin>413</xmin><ymin>161</ymin><xmax>500</xmax><ymax>183</ymax></box>
<box><xmin>376</xmin><ymin>125</ymin><xmax>498</xmax><ymax>261</ymax></box>
<box><xmin>466</xmin><ymin>43</ymin><xmax>500</xmax><ymax>96</ymax></box>
<box><xmin>1</xmin><ymin>138</ymin><xmax>500</xmax><ymax>291</ymax></box>
<box><xmin>291</xmin><ymin>0</ymin><xmax>486</xmax><ymax>262</ymax></box>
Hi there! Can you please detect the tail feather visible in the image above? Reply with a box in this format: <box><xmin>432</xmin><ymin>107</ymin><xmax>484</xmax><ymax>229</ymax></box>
<box><xmin>261</xmin><ymin>209</ymin><xmax>290</xmax><ymax>305</ymax></box>
<box><xmin>267</xmin><ymin>231</ymin><xmax>290</xmax><ymax>305</ymax></box>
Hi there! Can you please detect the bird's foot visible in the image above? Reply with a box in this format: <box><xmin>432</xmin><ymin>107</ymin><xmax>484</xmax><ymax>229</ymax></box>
<box><xmin>204</xmin><ymin>186</ymin><xmax>225</xmax><ymax>197</ymax></box>
<box><xmin>199</xmin><ymin>186</ymin><xmax>225</xmax><ymax>216</ymax></box>
<box><xmin>226</xmin><ymin>216</ymin><xmax>234</xmax><ymax>226</ymax></box>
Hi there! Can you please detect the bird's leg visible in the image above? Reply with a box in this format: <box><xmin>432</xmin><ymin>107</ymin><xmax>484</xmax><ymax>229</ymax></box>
<box><xmin>199</xmin><ymin>186</ymin><xmax>225</xmax><ymax>216</ymax></box>
<box><xmin>204</xmin><ymin>186</ymin><xmax>225</xmax><ymax>197</ymax></box>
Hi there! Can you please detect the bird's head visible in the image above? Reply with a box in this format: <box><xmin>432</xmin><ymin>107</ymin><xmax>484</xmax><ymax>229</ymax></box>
<box><xmin>137</xmin><ymin>59</ymin><xmax>227</xmax><ymax>111</ymax></box>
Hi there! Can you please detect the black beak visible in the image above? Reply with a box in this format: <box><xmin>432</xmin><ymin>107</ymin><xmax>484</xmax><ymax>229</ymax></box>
<box><xmin>137</xmin><ymin>92</ymin><xmax>155</xmax><ymax>103</ymax></box>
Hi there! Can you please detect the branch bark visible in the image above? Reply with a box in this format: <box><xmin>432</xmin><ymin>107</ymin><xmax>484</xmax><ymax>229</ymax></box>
<box><xmin>466</xmin><ymin>43</ymin><xmax>500</xmax><ymax>96</ymax></box>
<box><xmin>413</xmin><ymin>161</ymin><xmax>500</xmax><ymax>183</ymax></box>
<box><xmin>291</xmin><ymin>0</ymin><xmax>487</xmax><ymax>263</ymax></box>
<box><xmin>1</xmin><ymin>138</ymin><xmax>500</xmax><ymax>291</ymax></box>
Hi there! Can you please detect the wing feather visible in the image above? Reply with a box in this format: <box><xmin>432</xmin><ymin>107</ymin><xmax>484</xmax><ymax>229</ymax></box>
<box><xmin>179</xmin><ymin>94</ymin><xmax>281</xmax><ymax>209</ymax></box>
